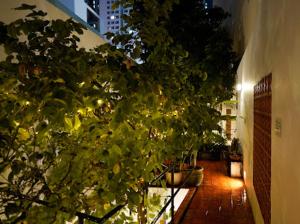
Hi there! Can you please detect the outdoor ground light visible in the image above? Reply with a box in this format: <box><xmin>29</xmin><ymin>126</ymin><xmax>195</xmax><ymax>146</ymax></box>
<box><xmin>230</xmin><ymin>161</ymin><xmax>243</xmax><ymax>178</ymax></box>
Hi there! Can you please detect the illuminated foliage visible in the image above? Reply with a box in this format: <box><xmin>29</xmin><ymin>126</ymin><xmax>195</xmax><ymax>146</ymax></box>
<box><xmin>0</xmin><ymin>1</ymin><xmax>236</xmax><ymax>223</ymax></box>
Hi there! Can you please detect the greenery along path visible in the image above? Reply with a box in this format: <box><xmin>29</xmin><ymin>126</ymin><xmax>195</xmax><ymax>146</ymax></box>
<box><xmin>0</xmin><ymin>1</ymin><xmax>237</xmax><ymax>223</ymax></box>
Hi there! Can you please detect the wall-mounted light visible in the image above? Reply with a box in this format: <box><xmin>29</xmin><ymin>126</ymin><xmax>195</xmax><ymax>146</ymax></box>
<box><xmin>236</xmin><ymin>82</ymin><xmax>254</xmax><ymax>92</ymax></box>
<box><xmin>236</xmin><ymin>84</ymin><xmax>242</xmax><ymax>91</ymax></box>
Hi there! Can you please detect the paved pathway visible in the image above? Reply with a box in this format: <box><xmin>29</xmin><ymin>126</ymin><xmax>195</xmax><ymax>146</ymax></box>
<box><xmin>180</xmin><ymin>161</ymin><xmax>255</xmax><ymax>224</ymax></box>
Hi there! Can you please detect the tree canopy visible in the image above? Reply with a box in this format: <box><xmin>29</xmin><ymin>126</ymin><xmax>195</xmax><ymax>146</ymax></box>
<box><xmin>0</xmin><ymin>1</ymin><xmax>237</xmax><ymax>223</ymax></box>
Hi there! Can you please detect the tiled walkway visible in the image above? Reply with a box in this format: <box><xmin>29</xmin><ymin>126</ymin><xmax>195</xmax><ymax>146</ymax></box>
<box><xmin>180</xmin><ymin>161</ymin><xmax>255</xmax><ymax>224</ymax></box>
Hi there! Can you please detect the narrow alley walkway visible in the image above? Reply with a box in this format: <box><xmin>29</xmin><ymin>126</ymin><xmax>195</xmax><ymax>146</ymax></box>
<box><xmin>180</xmin><ymin>161</ymin><xmax>255</xmax><ymax>224</ymax></box>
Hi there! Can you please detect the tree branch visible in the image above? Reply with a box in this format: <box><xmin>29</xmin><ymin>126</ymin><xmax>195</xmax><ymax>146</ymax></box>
<box><xmin>127</xmin><ymin>120</ymin><xmax>136</xmax><ymax>130</ymax></box>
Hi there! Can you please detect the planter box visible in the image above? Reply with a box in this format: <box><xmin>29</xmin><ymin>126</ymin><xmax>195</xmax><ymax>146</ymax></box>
<box><xmin>228</xmin><ymin>154</ymin><xmax>243</xmax><ymax>177</ymax></box>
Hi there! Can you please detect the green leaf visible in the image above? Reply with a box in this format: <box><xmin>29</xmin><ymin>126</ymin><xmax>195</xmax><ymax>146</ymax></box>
<box><xmin>128</xmin><ymin>192</ymin><xmax>140</xmax><ymax>205</ymax></box>
<box><xmin>18</xmin><ymin>128</ymin><xmax>30</xmax><ymax>141</ymax></box>
<box><xmin>0</xmin><ymin>1</ymin><xmax>237</xmax><ymax>222</ymax></box>
<box><xmin>111</xmin><ymin>144</ymin><xmax>122</xmax><ymax>156</ymax></box>
<box><xmin>0</xmin><ymin>162</ymin><xmax>8</xmax><ymax>173</ymax></box>
<box><xmin>53</xmin><ymin>78</ymin><xmax>65</xmax><ymax>83</ymax></box>
<box><xmin>26</xmin><ymin>10</ymin><xmax>47</xmax><ymax>17</ymax></box>
<box><xmin>14</xmin><ymin>4</ymin><xmax>36</xmax><ymax>10</ymax></box>
<box><xmin>0</xmin><ymin>181</ymin><xmax>7</xmax><ymax>187</ymax></box>
<box><xmin>73</xmin><ymin>115</ymin><xmax>81</xmax><ymax>130</ymax></box>
<box><xmin>64</xmin><ymin>117</ymin><xmax>73</xmax><ymax>130</ymax></box>
<box><xmin>113</xmin><ymin>163</ymin><xmax>120</xmax><ymax>174</ymax></box>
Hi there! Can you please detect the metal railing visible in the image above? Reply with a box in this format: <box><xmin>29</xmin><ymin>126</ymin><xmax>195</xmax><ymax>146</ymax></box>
<box><xmin>17</xmin><ymin>160</ymin><xmax>195</xmax><ymax>223</ymax></box>
<box><xmin>150</xmin><ymin>163</ymin><xmax>195</xmax><ymax>224</ymax></box>
<box><xmin>76</xmin><ymin>161</ymin><xmax>194</xmax><ymax>224</ymax></box>
<box><xmin>77</xmin><ymin>204</ymin><xmax>127</xmax><ymax>224</ymax></box>
<box><xmin>14</xmin><ymin>192</ymin><xmax>125</xmax><ymax>224</ymax></box>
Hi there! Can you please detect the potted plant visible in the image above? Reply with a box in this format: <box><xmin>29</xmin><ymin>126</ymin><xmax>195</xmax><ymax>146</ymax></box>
<box><xmin>183</xmin><ymin>150</ymin><xmax>204</xmax><ymax>186</ymax></box>
<box><xmin>165</xmin><ymin>152</ymin><xmax>190</xmax><ymax>186</ymax></box>
<box><xmin>165</xmin><ymin>163</ymin><xmax>183</xmax><ymax>186</ymax></box>
<box><xmin>198</xmin><ymin>137</ymin><xmax>227</xmax><ymax>161</ymax></box>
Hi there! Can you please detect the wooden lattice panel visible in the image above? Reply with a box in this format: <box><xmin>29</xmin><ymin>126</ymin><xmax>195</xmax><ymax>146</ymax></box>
<box><xmin>226</xmin><ymin>109</ymin><xmax>232</xmax><ymax>140</ymax></box>
<box><xmin>253</xmin><ymin>74</ymin><xmax>272</xmax><ymax>224</ymax></box>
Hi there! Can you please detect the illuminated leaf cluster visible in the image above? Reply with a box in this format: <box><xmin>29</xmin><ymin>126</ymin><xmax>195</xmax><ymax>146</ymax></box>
<box><xmin>0</xmin><ymin>1</ymin><xmax>237</xmax><ymax>223</ymax></box>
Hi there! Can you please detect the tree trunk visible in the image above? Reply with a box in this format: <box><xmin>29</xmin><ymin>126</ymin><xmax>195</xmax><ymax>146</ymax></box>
<box><xmin>137</xmin><ymin>189</ymin><xmax>147</xmax><ymax>224</ymax></box>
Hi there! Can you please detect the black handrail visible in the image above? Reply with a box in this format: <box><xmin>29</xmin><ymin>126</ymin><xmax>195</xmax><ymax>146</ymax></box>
<box><xmin>149</xmin><ymin>165</ymin><xmax>171</xmax><ymax>186</ymax></box>
<box><xmin>95</xmin><ymin>204</ymin><xmax>127</xmax><ymax>224</ymax></box>
<box><xmin>83</xmin><ymin>165</ymin><xmax>170</xmax><ymax>223</ymax></box>
<box><xmin>15</xmin><ymin>162</ymin><xmax>189</xmax><ymax>223</ymax></box>
<box><xmin>150</xmin><ymin>147</ymin><xmax>195</xmax><ymax>224</ymax></box>
<box><xmin>171</xmin><ymin>164</ymin><xmax>175</xmax><ymax>224</ymax></box>
<box><xmin>15</xmin><ymin>192</ymin><xmax>123</xmax><ymax>223</ymax></box>
<box><xmin>93</xmin><ymin>149</ymin><xmax>195</xmax><ymax>224</ymax></box>
<box><xmin>150</xmin><ymin>167</ymin><xmax>194</xmax><ymax>224</ymax></box>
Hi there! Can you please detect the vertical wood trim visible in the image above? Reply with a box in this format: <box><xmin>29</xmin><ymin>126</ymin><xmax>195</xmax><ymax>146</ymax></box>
<box><xmin>226</xmin><ymin>109</ymin><xmax>232</xmax><ymax>140</ymax></box>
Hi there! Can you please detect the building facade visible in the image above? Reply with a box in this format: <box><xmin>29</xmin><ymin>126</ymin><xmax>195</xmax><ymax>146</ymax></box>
<box><xmin>0</xmin><ymin>0</ymin><xmax>105</xmax><ymax>52</ymax></box>
<box><xmin>100</xmin><ymin>0</ymin><xmax>130</xmax><ymax>35</ymax></box>
<box><xmin>221</xmin><ymin>0</ymin><xmax>300</xmax><ymax>223</ymax></box>
<box><xmin>56</xmin><ymin>0</ymin><xmax>129</xmax><ymax>37</ymax></box>
<box><xmin>55</xmin><ymin>0</ymin><xmax>101</xmax><ymax>31</ymax></box>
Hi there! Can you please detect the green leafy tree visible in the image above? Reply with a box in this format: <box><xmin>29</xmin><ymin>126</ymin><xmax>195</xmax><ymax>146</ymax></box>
<box><xmin>0</xmin><ymin>1</ymin><xmax>237</xmax><ymax>223</ymax></box>
<box><xmin>114</xmin><ymin>0</ymin><xmax>238</xmax><ymax>145</ymax></box>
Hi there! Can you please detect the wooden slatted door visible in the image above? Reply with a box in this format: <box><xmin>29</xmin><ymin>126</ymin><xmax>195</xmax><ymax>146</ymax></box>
<box><xmin>253</xmin><ymin>74</ymin><xmax>272</xmax><ymax>224</ymax></box>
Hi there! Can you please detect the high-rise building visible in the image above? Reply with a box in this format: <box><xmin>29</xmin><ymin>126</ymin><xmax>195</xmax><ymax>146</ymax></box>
<box><xmin>100</xmin><ymin>0</ymin><xmax>130</xmax><ymax>35</ymax></box>
<box><xmin>56</xmin><ymin>0</ymin><xmax>129</xmax><ymax>37</ymax></box>
<box><xmin>85</xmin><ymin>0</ymin><xmax>101</xmax><ymax>31</ymax></box>
<box><xmin>55</xmin><ymin>0</ymin><xmax>212</xmax><ymax>37</ymax></box>
<box><xmin>56</xmin><ymin>0</ymin><xmax>101</xmax><ymax>32</ymax></box>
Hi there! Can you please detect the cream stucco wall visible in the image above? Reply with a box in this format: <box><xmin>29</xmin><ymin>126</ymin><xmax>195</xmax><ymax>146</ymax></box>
<box><xmin>0</xmin><ymin>0</ymin><xmax>105</xmax><ymax>51</ymax></box>
<box><xmin>235</xmin><ymin>0</ymin><xmax>300</xmax><ymax>223</ymax></box>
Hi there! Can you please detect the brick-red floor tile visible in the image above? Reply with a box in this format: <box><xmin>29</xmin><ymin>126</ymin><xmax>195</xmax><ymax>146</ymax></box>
<box><xmin>180</xmin><ymin>161</ymin><xmax>255</xmax><ymax>224</ymax></box>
